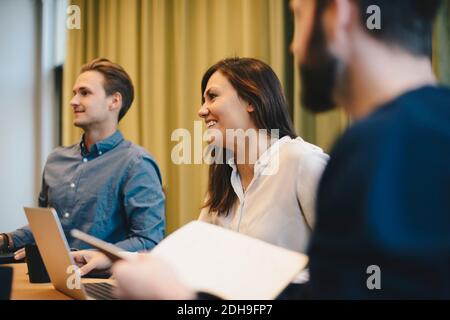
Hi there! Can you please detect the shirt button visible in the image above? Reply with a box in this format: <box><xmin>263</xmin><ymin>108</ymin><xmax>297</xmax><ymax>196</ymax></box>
<box><xmin>64</xmin><ymin>212</ymin><xmax>70</xmax><ymax>218</ymax></box>
<box><xmin>98</xmin><ymin>151</ymin><xmax>103</xmax><ymax>155</ymax></box>
<box><xmin>70</xmin><ymin>183</ymin><xmax>75</xmax><ymax>188</ymax></box>
<box><xmin>83</xmin><ymin>158</ymin><xmax>88</xmax><ymax>163</ymax></box>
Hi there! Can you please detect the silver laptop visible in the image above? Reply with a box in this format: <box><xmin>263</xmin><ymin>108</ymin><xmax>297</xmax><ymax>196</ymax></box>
<box><xmin>24</xmin><ymin>207</ymin><xmax>117</xmax><ymax>300</ymax></box>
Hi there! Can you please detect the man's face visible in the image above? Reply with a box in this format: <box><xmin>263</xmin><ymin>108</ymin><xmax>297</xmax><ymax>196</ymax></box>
<box><xmin>70</xmin><ymin>71</ymin><xmax>115</xmax><ymax>129</ymax></box>
<box><xmin>290</xmin><ymin>0</ymin><xmax>339</xmax><ymax>113</ymax></box>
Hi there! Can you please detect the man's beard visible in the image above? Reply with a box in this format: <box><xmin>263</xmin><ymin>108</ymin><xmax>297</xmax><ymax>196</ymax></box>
<box><xmin>299</xmin><ymin>56</ymin><xmax>339</xmax><ymax>113</ymax></box>
<box><xmin>299</xmin><ymin>7</ymin><xmax>340</xmax><ymax>114</ymax></box>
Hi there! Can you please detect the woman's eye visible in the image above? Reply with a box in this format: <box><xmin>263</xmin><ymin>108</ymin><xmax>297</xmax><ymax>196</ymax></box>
<box><xmin>209</xmin><ymin>93</ymin><xmax>217</xmax><ymax>100</ymax></box>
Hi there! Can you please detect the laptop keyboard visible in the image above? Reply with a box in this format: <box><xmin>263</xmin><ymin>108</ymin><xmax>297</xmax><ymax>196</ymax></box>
<box><xmin>84</xmin><ymin>282</ymin><xmax>118</xmax><ymax>300</ymax></box>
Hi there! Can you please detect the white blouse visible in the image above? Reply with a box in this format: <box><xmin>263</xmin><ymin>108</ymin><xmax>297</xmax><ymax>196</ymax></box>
<box><xmin>198</xmin><ymin>136</ymin><xmax>329</xmax><ymax>253</ymax></box>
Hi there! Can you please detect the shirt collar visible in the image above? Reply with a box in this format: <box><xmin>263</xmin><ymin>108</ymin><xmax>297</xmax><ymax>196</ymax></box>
<box><xmin>254</xmin><ymin>135</ymin><xmax>291</xmax><ymax>173</ymax></box>
<box><xmin>226</xmin><ymin>136</ymin><xmax>291</xmax><ymax>171</ymax></box>
<box><xmin>227</xmin><ymin>135</ymin><xmax>292</xmax><ymax>200</ymax></box>
<box><xmin>80</xmin><ymin>130</ymin><xmax>124</xmax><ymax>157</ymax></box>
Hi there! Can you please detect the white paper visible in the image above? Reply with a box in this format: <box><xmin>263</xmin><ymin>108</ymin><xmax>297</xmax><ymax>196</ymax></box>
<box><xmin>151</xmin><ymin>221</ymin><xmax>308</xmax><ymax>300</ymax></box>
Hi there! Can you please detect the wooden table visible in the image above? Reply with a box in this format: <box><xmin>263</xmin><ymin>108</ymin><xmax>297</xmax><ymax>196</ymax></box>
<box><xmin>7</xmin><ymin>263</ymin><xmax>114</xmax><ymax>300</ymax></box>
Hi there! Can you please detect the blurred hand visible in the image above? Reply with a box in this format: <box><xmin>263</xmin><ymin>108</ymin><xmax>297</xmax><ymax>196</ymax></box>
<box><xmin>14</xmin><ymin>248</ymin><xmax>25</xmax><ymax>260</ymax></box>
<box><xmin>112</xmin><ymin>254</ymin><xmax>195</xmax><ymax>300</ymax></box>
<box><xmin>71</xmin><ymin>250</ymin><xmax>112</xmax><ymax>276</ymax></box>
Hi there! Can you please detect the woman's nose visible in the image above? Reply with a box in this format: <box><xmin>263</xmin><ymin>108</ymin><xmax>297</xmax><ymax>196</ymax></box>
<box><xmin>198</xmin><ymin>103</ymin><xmax>209</xmax><ymax>118</ymax></box>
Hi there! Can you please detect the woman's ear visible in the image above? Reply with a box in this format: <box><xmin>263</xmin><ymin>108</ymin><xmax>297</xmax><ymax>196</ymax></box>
<box><xmin>246</xmin><ymin>103</ymin><xmax>255</xmax><ymax>113</ymax></box>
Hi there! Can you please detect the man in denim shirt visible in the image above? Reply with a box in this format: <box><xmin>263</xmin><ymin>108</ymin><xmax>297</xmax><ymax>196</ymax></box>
<box><xmin>0</xmin><ymin>58</ymin><xmax>165</xmax><ymax>257</ymax></box>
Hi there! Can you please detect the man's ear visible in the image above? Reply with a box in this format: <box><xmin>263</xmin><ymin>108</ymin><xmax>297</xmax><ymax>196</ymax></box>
<box><xmin>323</xmin><ymin>0</ymin><xmax>354</xmax><ymax>55</ymax></box>
<box><xmin>109</xmin><ymin>92</ymin><xmax>123</xmax><ymax>113</ymax></box>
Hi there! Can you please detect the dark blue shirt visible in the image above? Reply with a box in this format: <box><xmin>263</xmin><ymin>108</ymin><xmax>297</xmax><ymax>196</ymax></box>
<box><xmin>11</xmin><ymin>131</ymin><xmax>165</xmax><ymax>252</ymax></box>
<box><xmin>307</xmin><ymin>86</ymin><xmax>450</xmax><ymax>299</ymax></box>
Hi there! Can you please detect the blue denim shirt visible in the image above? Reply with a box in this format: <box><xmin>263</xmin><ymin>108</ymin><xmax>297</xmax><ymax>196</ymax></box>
<box><xmin>11</xmin><ymin>131</ymin><xmax>165</xmax><ymax>251</ymax></box>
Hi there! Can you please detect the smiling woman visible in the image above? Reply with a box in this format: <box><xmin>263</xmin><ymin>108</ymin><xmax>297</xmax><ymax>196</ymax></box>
<box><xmin>197</xmin><ymin>57</ymin><xmax>329</xmax><ymax>254</ymax></box>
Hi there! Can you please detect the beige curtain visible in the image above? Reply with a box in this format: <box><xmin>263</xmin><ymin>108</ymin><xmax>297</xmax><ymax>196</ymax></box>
<box><xmin>433</xmin><ymin>0</ymin><xmax>450</xmax><ymax>86</ymax></box>
<box><xmin>63</xmin><ymin>0</ymin><xmax>286</xmax><ymax>233</ymax></box>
